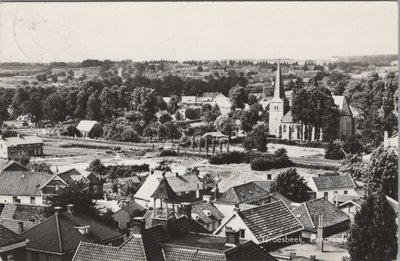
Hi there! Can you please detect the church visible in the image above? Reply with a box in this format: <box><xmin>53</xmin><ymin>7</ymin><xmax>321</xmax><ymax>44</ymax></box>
<box><xmin>268</xmin><ymin>63</ymin><xmax>353</xmax><ymax>141</ymax></box>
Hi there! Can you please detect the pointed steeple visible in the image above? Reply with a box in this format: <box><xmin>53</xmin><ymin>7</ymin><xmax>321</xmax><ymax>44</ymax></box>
<box><xmin>273</xmin><ymin>61</ymin><xmax>285</xmax><ymax>99</ymax></box>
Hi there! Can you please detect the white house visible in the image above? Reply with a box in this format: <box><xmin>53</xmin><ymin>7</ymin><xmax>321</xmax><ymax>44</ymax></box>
<box><xmin>0</xmin><ymin>135</ymin><xmax>43</xmax><ymax>159</ymax></box>
<box><xmin>308</xmin><ymin>174</ymin><xmax>357</xmax><ymax>203</ymax></box>
<box><xmin>76</xmin><ymin>120</ymin><xmax>103</xmax><ymax>138</ymax></box>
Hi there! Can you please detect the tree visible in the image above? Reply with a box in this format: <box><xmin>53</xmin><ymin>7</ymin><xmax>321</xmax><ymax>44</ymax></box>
<box><xmin>168</xmin><ymin>95</ymin><xmax>180</xmax><ymax>114</ymax></box>
<box><xmin>185</xmin><ymin>108</ymin><xmax>200</xmax><ymax>120</ymax></box>
<box><xmin>248</xmin><ymin>94</ymin><xmax>257</xmax><ymax>105</ymax></box>
<box><xmin>229</xmin><ymin>86</ymin><xmax>248</xmax><ymax>109</ymax></box>
<box><xmin>348</xmin><ymin>193</ymin><xmax>397</xmax><ymax>261</ymax></box>
<box><xmin>43</xmin><ymin>93</ymin><xmax>66</xmax><ymax>122</ymax></box>
<box><xmin>242</xmin><ymin>124</ymin><xmax>268</xmax><ymax>152</ymax></box>
<box><xmin>174</xmin><ymin>110</ymin><xmax>183</xmax><ymax>121</ymax></box>
<box><xmin>62</xmin><ymin>125</ymin><xmax>81</xmax><ymax>137</ymax></box>
<box><xmin>131</xmin><ymin>87</ymin><xmax>158</xmax><ymax>123</ymax></box>
<box><xmin>45</xmin><ymin>181</ymin><xmax>100</xmax><ymax>219</ymax></box>
<box><xmin>163</xmin><ymin>121</ymin><xmax>181</xmax><ymax>142</ymax></box>
<box><xmin>159</xmin><ymin>113</ymin><xmax>172</xmax><ymax>124</ymax></box>
<box><xmin>271</xmin><ymin>168</ymin><xmax>309</xmax><ymax>203</ymax></box>
<box><xmin>240</xmin><ymin>109</ymin><xmax>259</xmax><ymax>134</ymax></box>
<box><xmin>86</xmin><ymin>91</ymin><xmax>102</xmax><ymax>121</ymax></box>
<box><xmin>365</xmin><ymin>146</ymin><xmax>398</xmax><ymax>199</ymax></box>
<box><xmin>88</xmin><ymin>158</ymin><xmax>106</xmax><ymax>176</ymax></box>
<box><xmin>28</xmin><ymin>162</ymin><xmax>52</xmax><ymax>173</ymax></box>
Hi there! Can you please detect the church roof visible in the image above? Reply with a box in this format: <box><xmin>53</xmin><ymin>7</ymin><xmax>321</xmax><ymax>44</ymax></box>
<box><xmin>281</xmin><ymin>111</ymin><xmax>294</xmax><ymax>123</ymax></box>
<box><xmin>273</xmin><ymin>62</ymin><xmax>285</xmax><ymax>100</ymax></box>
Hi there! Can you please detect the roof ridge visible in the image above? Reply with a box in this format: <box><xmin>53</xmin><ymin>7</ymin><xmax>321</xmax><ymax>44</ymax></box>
<box><xmin>241</xmin><ymin>199</ymin><xmax>282</xmax><ymax>213</ymax></box>
<box><xmin>55</xmin><ymin>214</ymin><xmax>64</xmax><ymax>253</ymax></box>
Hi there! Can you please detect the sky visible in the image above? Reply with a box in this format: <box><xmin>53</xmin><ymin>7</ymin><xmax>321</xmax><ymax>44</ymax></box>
<box><xmin>0</xmin><ymin>2</ymin><xmax>398</xmax><ymax>63</ymax></box>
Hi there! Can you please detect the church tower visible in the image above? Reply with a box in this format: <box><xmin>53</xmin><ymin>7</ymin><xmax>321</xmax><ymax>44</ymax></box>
<box><xmin>269</xmin><ymin>62</ymin><xmax>288</xmax><ymax>138</ymax></box>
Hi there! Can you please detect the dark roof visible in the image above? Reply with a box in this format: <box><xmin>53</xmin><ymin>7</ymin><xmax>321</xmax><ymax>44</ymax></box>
<box><xmin>189</xmin><ymin>201</ymin><xmax>224</xmax><ymax>225</ymax></box>
<box><xmin>0</xmin><ymin>161</ymin><xmax>29</xmax><ymax>172</ymax></box>
<box><xmin>113</xmin><ymin>201</ymin><xmax>147</xmax><ymax>217</ymax></box>
<box><xmin>22</xmin><ymin>211</ymin><xmax>123</xmax><ymax>254</ymax></box>
<box><xmin>218</xmin><ymin>181</ymin><xmax>273</xmax><ymax>204</ymax></box>
<box><xmin>238</xmin><ymin>200</ymin><xmax>303</xmax><ymax>242</ymax></box>
<box><xmin>0</xmin><ymin>204</ymin><xmax>47</xmax><ymax>222</ymax></box>
<box><xmin>57</xmin><ymin>168</ymin><xmax>87</xmax><ymax>185</ymax></box>
<box><xmin>312</xmin><ymin>174</ymin><xmax>355</xmax><ymax>190</ymax></box>
<box><xmin>73</xmin><ymin>224</ymin><xmax>168</xmax><ymax>261</ymax></box>
<box><xmin>151</xmin><ymin>177</ymin><xmax>178</xmax><ymax>200</ymax></box>
<box><xmin>163</xmin><ymin>233</ymin><xmax>277</xmax><ymax>261</ymax></box>
<box><xmin>293</xmin><ymin>198</ymin><xmax>350</xmax><ymax>230</ymax></box>
<box><xmin>0</xmin><ymin>223</ymin><xmax>25</xmax><ymax>247</ymax></box>
<box><xmin>0</xmin><ymin>171</ymin><xmax>51</xmax><ymax>196</ymax></box>
<box><xmin>175</xmin><ymin>216</ymin><xmax>210</xmax><ymax>234</ymax></box>
<box><xmin>268</xmin><ymin>192</ymin><xmax>292</xmax><ymax>207</ymax></box>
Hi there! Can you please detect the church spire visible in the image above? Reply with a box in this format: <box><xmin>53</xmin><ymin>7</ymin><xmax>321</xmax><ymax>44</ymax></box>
<box><xmin>273</xmin><ymin>61</ymin><xmax>285</xmax><ymax>99</ymax></box>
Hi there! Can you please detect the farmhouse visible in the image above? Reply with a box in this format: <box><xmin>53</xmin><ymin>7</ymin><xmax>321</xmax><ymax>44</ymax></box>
<box><xmin>292</xmin><ymin>198</ymin><xmax>350</xmax><ymax>241</ymax></box>
<box><xmin>0</xmin><ymin>134</ymin><xmax>43</xmax><ymax>159</ymax></box>
<box><xmin>22</xmin><ymin>205</ymin><xmax>124</xmax><ymax>261</ymax></box>
<box><xmin>112</xmin><ymin>201</ymin><xmax>148</xmax><ymax>231</ymax></box>
<box><xmin>76</xmin><ymin>120</ymin><xmax>103</xmax><ymax>138</ymax></box>
<box><xmin>214</xmin><ymin>200</ymin><xmax>303</xmax><ymax>250</ymax></box>
<box><xmin>308</xmin><ymin>174</ymin><xmax>357</xmax><ymax>203</ymax></box>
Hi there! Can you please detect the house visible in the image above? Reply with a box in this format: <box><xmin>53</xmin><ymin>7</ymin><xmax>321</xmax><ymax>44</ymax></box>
<box><xmin>0</xmin><ymin>204</ymin><xmax>48</xmax><ymax>234</ymax></box>
<box><xmin>268</xmin><ymin>62</ymin><xmax>353</xmax><ymax>141</ymax></box>
<box><xmin>76</xmin><ymin>120</ymin><xmax>103</xmax><ymax>138</ymax></box>
<box><xmin>212</xmin><ymin>93</ymin><xmax>232</xmax><ymax>116</ymax></box>
<box><xmin>339</xmin><ymin>195</ymin><xmax>398</xmax><ymax>224</ymax></box>
<box><xmin>216</xmin><ymin>181</ymin><xmax>274</xmax><ymax>205</ymax></box>
<box><xmin>308</xmin><ymin>174</ymin><xmax>357</xmax><ymax>203</ymax></box>
<box><xmin>134</xmin><ymin>172</ymin><xmax>204</xmax><ymax>208</ymax></box>
<box><xmin>0</xmin><ymin>224</ymin><xmax>27</xmax><ymax>261</ymax></box>
<box><xmin>384</xmin><ymin>131</ymin><xmax>398</xmax><ymax>150</ymax></box>
<box><xmin>214</xmin><ymin>200</ymin><xmax>303</xmax><ymax>250</ymax></box>
<box><xmin>112</xmin><ymin>201</ymin><xmax>148</xmax><ymax>231</ymax></box>
<box><xmin>178</xmin><ymin>196</ymin><xmax>224</xmax><ymax>232</ymax></box>
<box><xmin>57</xmin><ymin>168</ymin><xmax>103</xmax><ymax>198</ymax></box>
<box><xmin>0</xmin><ymin>134</ymin><xmax>43</xmax><ymax>159</ymax></box>
<box><xmin>181</xmin><ymin>96</ymin><xmax>198</xmax><ymax>105</ymax></box>
<box><xmin>22</xmin><ymin>205</ymin><xmax>124</xmax><ymax>261</ymax></box>
<box><xmin>292</xmin><ymin>198</ymin><xmax>350</xmax><ymax>241</ymax></box>
<box><xmin>112</xmin><ymin>176</ymin><xmax>141</xmax><ymax>195</ymax></box>
<box><xmin>72</xmin><ymin>216</ymin><xmax>276</xmax><ymax>261</ymax></box>
<box><xmin>0</xmin><ymin>160</ymin><xmax>29</xmax><ymax>172</ymax></box>
<box><xmin>0</xmin><ymin>171</ymin><xmax>52</xmax><ymax>206</ymax></box>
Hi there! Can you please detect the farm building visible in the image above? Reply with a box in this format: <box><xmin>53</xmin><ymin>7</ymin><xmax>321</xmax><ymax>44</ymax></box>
<box><xmin>0</xmin><ymin>134</ymin><xmax>43</xmax><ymax>159</ymax></box>
<box><xmin>76</xmin><ymin>120</ymin><xmax>103</xmax><ymax>138</ymax></box>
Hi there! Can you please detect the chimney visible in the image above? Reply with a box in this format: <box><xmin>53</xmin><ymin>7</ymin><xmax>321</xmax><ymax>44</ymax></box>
<box><xmin>203</xmin><ymin>195</ymin><xmax>212</xmax><ymax>203</ymax></box>
<box><xmin>17</xmin><ymin>134</ymin><xmax>21</xmax><ymax>138</ymax></box>
<box><xmin>18</xmin><ymin>222</ymin><xmax>24</xmax><ymax>233</ymax></box>
<box><xmin>317</xmin><ymin>215</ymin><xmax>324</xmax><ymax>252</ymax></box>
<box><xmin>130</xmin><ymin>217</ymin><xmax>146</xmax><ymax>236</ymax></box>
<box><xmin>214</xmin><ymin>184</ymin><xmax>219</xmax><ymax>200</ymax></box>
<box><xmin>196</xmin><ymin>184</ymin><xmax>201</xmax><ymax>198</ymax></box>
<box><xmin>54</xmin><ymin>206</ymin><xmax>62</xmax><ymax>215</ymax></box>
<box><xmin>67</xmin><ymin>204</ymin><xmax>74</xmax><ymax>214</ymax></box>
<box><xmin>175</xmin><ymin>172</ymin><xmax>179</xmax><ymax>177</ymax></box>
<box><xmin>225</xmin><ymin>227</ymin><xmax>240</xmax><ymax>247</ymax></box>
<box><xmin>180</xmin><ymin>203</ymin><xmax>192</xmax><ymax>220</ymax></box>
<box><xmin>233</xmin><ymin>203</ymin><xmax>240</xmax><ymax>213</ymax></box>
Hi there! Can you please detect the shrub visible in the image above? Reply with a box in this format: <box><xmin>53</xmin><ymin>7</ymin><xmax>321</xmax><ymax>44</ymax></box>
<box><xmin>325</xmin><ymin>142</ymin><xmax>345</xmax><ymax>160</ymax></box>
<box><xmin>209</xmin><ymin>151</ymin><xmax>248</xmax><ymax>164</ymax></box>
<box><xmin>250</xmin><ymin>155</ymin><xmax>294</xmax><ymax>171</ymax></box>
<box><xmin>159</xmin><ymin>150</ymin><xmax>178</xmax><ymax>157</ymax></box>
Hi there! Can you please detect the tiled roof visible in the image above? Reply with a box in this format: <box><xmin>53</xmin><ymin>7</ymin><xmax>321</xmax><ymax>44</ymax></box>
<box><xmin>175</xmin><ymin>216</ymin><xmax>210</xmax><ymax>234</ymax></box>
<box><xmin>189</xmin><ymin>201</ymin><xmax>224</xmax><ymax>225</ymax></box>
<box><xmin>238</xmin><ymin>200</ymin><xmax>303</xmax><ymax>242</ymax></box>
<box><xmin>76</xmin><ymin>120</ymin><xmax>100</xmax><ymax>132</ymax></box>
<box><xmin>311</xmin><ymin>174</ymin><xmax>355</xmax><ymax>190</ymax></box>
<box><xmin>0</xmin><ymin>204</ymin><xmax>47</xmax><ymax>222</ymax></box>
<box><xmin>0</xmin><ymin>171</ymin><xmax>51</xmax><ymax>196</ymax></box>
<box><xmin>293</xmin><ymin>198</ymin><xmax>350</xmax><ymax>230</ymax></box>
<box><xmin>57</xmin><ymin>168</ymin><xmax>87</xmax><ymax>184</ymax></box>
<box><xmin>22</xmin><ymin>211</ymin><xmax>123</xmax><ymax>254</ymax></box>
<box><xmin>113</xmin><ymin>201</ymin><xmax>147</xmax><ymax>217</ymax></box>
<box><xmin>0</xmin><ymin>161</ymin><xmax>29</xmax><ymax>172</ymax></box>
<box><xmin>166</xmin><ymin>174</ymin><xmax>203</xmax><ymax>193</ymax></box>
<box><xmin>0</xmin><ymin>135</ymin><xmax>43</xmax><ymax>147</ymax></box>
<box><xmin>224</xmin><ymin>240</ymin><xmax>277</xmax><ymax>261</ymax></box>
<box><xmin>218</xmin><ymin>181</ymin><xmax>273</xmax><ymax>204</ymax></box>
<box><xmin>268</xmin><ymin>192</ymin><xmax>292</xmax><ymax>207</ymax></box>
<box><xmin>0</xmin><ymin>223</ymin><xmax>25</xmax><ymax>247</ymax></box>
<box><xmin>162</xmin><ymin>247</ymin><xmax>225</xmax><ymax>261</ymax></box>
<box><xmin>73</xmin><ymin>224</ymin><xmax>168</xmax><ymax>261</ymax></box>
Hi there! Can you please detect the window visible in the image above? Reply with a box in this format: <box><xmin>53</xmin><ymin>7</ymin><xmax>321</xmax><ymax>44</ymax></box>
<box><xmin>13</xmin><ymin>197</ymin><xmax>20</xmax><ymax>204</ymax></box>
<box><xmin>30</xmin><ymin>197</ymin><xmax>35</xmax><ymax>205</ymax></box>
<box><xmin>46</xmin><ymin>255</ymin><xmax>54</xmax><ymax>261</ymax></box>
<box><xmin>239</xmin><ymin>229</ymin><xmax>246</xmax><ymax>238</ymax></box>
<box><xmin>267</xmin><ymin>174</ymin><xmax>272</xmax><ymax>180</ymax></box>
<box><xmin>344</xmin><ymin>190</ymin><xmax>348</xmax><ymax>195</ymax></box>
<box><xmin>55</xmin><ymin>184</ymin><xmax>59</xmax><ymax>191</ymax></box>
<box><xmin>283</xmin><ymin>125</ymin><xmax>286</xmax><ymax>132</ymax></box>
<box><xmin>323</xmin><ymin>192</ymin><xmax>328</xmax><ymax>199</ymax></box>
<box><xmin>7</xmin><ymin>254</ymin><xmax>14</xmax><ymax>261</ymax></box>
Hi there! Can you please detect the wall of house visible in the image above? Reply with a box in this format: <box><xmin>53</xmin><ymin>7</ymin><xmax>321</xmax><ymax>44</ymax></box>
<box><xmin>338</xmin><ymin>116</ymin><xmax>353</xmax><ymax>139</ymax></box>
<box><xmin>214</xmin><ymin>213</ymin><xmax>258</xmax><ymax>243</ymax></box>
<box><xmin>0</xmin><ymin>246</ymin><xmax>27</xmax><ymax>261</ymax></box>
<box><xmin>213</xmin><ymin>202</ymin><xmax>235</xmax><ymax>224</ymax></box>
<box><xmin>315</xmin><ymin>189</ymin><xmax>357</xmax><ymax>203</ymax></box>
<box><xmin>339</xmin><ymin>204</ymin><xmax>358</xmax><ymax>223</ymax></box>
<box><xmin>281</xmin><ymin>124</ymin><xmax>301</xmax><ymax>140</ymax></box>
<box><xmin>0</xmin><ymin>195</ymin><xmax>43</xmax><ymax>205</ymax></box>
<box><xmin>26</xmin><ymin>250</ymin><xmax>66</xmax><ymax>261</ymax></box>
<box><xmin>0</xmin><ymin>141</ymin><xmax>8</xmax><ymax>159</ymax></box>
<box><xmin>6</xmin><ymin>144</ymin><xmax>43</xmax><ymax>158</ymax></box>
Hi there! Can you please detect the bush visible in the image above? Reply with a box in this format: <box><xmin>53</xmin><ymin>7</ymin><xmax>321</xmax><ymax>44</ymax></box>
<box><xmin>209</xmin><ymin>151</ymin><xmax>249</xmax><ymax>164</ymax></box>
<box><xmin>250</xmin><ymin>155</ymin><xmax>294</xmax><ymax>171</ymax></box>
<box><xmin>159</xmin><ymin>150</ymin><xmax>178</xmax><ymax>157</ymax></box>
<box><xmin>325</xmin><ymin>142</ymin><xmax>345</xmax><ymax>160</ymax></box>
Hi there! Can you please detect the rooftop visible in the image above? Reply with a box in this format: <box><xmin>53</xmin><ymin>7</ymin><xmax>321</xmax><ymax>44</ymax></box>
<box><xmin>218</xmin><ymin>181</ymin><xmax>273</xmax><ymax>204</ymax></box>
<box><xmin>0</xmin><ymin>223</ymin><xmax>25</xmax><ymax>247</ymax></box>
<box><xmin>0</xmin><ymin>135</ymin><xmax>43</xmax><ymax>147</ymax></box>
<box><xmin>311</xmin><ymin>174</ymin><xmax>355</xmax><ymax>191</ymax></box>
<box><xmin>76</xmin><ymin>120</ymin><xmax>101</xmax><ymax>132</ymax></box>
<box><xmin>0</xmin><ymin>171</ymin><xmax>51</xmax><ymax>196</ymax></box>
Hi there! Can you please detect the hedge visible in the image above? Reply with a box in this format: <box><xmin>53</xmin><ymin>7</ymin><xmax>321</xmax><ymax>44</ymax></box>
<box><xmin>250</xmin><ymin>155</ymin><xmax>295</xmax><ymax>171</ymax></box>
<box><xmin>159</xmin><ymin>150</ymin><xmax>178</xmax><ymax>157</ymax></box>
